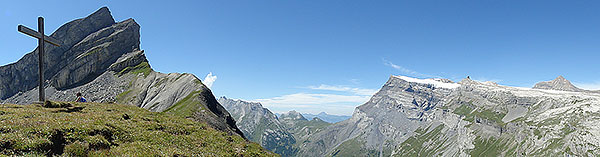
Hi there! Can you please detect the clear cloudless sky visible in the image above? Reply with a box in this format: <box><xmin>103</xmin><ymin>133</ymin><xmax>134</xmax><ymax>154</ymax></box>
<box><xmin>1</xmin><ymin>1</ymin><xmax>599</xmax><ymax>115</ymax></box>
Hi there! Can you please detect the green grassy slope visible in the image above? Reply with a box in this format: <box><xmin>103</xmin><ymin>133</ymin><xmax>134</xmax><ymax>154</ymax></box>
<box><xmin>0</xmin><ymin>102</ymin><xmax>277</xmax><ymax>156</ymax></box>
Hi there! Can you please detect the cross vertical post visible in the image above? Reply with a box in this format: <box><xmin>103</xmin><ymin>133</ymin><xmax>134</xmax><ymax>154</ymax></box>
<box><xmin>17</xmin><ymin>16</ymin><xmax>61</xmax><ymax>103</ymax></box>
<box><xmin>37</xmin><ymin>17</ymin><xmax>45</xmax><ymax>102</ymax></box>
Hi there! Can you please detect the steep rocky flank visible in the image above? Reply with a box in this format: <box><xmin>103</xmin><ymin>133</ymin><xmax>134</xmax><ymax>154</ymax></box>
<box><xmin>297</xmin><ymin>76</ymin><xmax>600</xmax><ymax>156</ymax></box>
<box><xmin>297</xmin><ymin>76</ymin><xmax>456</xmax><ymax>156</ymax></box>
<box><xmin>533</xmin><ymin>76</ymin><xmax>584</xmax><ymax>92</ymax></box>
<box><xmin>218</xmin><ymin>97</ymin><xmax>297</xmax><ymax>156</ymax></box>
<box><xmin>0</xmin><ymin>7</ymin><xmax>115</xmax><ymax>99</ymax></box>
<box><xmin>1</xmin><ymin>7</ymin><xmax>243</xmax><ymax>137</ymax></box>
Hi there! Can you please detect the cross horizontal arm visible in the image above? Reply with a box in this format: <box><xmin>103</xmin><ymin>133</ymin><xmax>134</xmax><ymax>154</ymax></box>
<box><xmin>18</xmin><ymin>25</ymin><xmax>61</xmax><ymax>46</ymax></box>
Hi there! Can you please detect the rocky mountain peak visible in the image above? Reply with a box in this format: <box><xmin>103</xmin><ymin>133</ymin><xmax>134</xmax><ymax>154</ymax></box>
<box><xmin>555</xmin><ymin>75</ymin><xmax>567</xmax><ymax>82</ymax></box>
<box><xmin>2</xmin><ymin>7</ymin><xmax>245</xmax><ymax>138</ymax></box>
<box><xmin>458</xmin><ymin>77</ymin><xmax>478</xmax><ymax>84</ymax></box>
<box><xmin>0</xmin><ymin>7</ymin><xmax>120</xmax><ymax>99</ymax></box>
<box><xmin>88</xmin><ymin>7</ymin><xmax>112</xmax><ymax>20</ymax></box>
<box><xmin>280</xmin><ymin>110</ymin><xmax>307</xmax><ymax>121</ymax></box>
<box><xmin>533</xmin><ymin>75</ymin><xmax>583</xmax><ymax>92</ymax></box>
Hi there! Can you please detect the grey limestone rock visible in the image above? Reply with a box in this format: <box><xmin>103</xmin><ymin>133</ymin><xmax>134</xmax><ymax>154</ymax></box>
<box><xmin>0</xmin><ymin>7</ymin><xmax>115</xmax><ymax>99</ymax></box>
<box><xmin>297</xmin><ymin>75</ymin><xmax>600</xmax><ymax>156</ymax></box>
<box><xmin>1</xmin><ymin>7</ymin><xmax>244</xmax><ymax>138</ymax></box>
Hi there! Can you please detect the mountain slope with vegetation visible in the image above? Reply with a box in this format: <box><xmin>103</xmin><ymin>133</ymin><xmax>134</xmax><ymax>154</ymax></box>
<box><xmin>218</xmin><ymin>97</ymin><xmax>297</xmax><ymax>156</ymax></box>
<box><xmin>0</xmin><ymin>101</ymin><xmax>275</xmax><ymax>156</ymax></box>
<box><xmin>279</xmin><ymin>111</ymin><xmax>331</xmax><ymax>143</ymax></box>
<box><xmin>0</xmin><ymin>7</ymin><xmax>243</xmax><ymax>137</ymax></box>
<box><xmin>219</xmin><ymin>98</ymin><xmax>332</xmax><ymax>156</ymax></box>
<box><xmin>297</xmin><ymin>75</ymin><xmax>600</xmax><ymax>156</ymax></box>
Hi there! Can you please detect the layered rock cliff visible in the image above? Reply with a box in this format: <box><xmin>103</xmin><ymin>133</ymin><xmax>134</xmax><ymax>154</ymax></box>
<box><xmin>0</xmin><ymin>7</ymin><xmax>115</xmax><ymax>100</ymax></box>
<box><xmin>296</xmin><ymin>75</ymin><xmax>600</xmax><ymax>156</ymax></box>
<box><xmin>1</xmin><ymin>7</ymin><xmax>243</xmax><ymax>137</ymax></box>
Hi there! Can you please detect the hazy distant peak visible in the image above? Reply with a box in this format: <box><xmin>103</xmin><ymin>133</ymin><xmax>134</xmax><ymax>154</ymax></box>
<box><xmin>317</xmin><ymin>112</ymin><xmax>328</xmax><ymax>116</ymax></box>
<box><xmin>302</xmin><ymin>112</ymin><xmax>351</xmax><ymax>123</ymax></box>
<box><xmin>280</xmin><ymin>110</ymin><xmax>307</xmax><ymax>121</ymax></box>
<box><xmin>533</xmin><ymin>76</ymin><xmax>583</xmax><ymax>92</ymax></box>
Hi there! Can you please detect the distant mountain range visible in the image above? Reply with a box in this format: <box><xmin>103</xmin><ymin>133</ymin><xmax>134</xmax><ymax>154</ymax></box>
<box><xmin>273</xmin><ymin>112</ymin><xmax>350</xmax><ymax>123</ymax></box>
<box><xmin>8</xmin><ymin>6</ymin><xmax>597</xmax><ymax>157</ymax></box>
<box><xmin>219</xmin><ymin>97</ymin><xmax>331</xmax><ymax>156</ymax></box>
<box><xmin>222</xmin><ymin>75</ymin><xmax>600</xmax><ymax>156</ymax></box>
<box><xmin>300</xmin><ymin>112</ymin><xmax>351</xmax><ymax>123</ymax></box>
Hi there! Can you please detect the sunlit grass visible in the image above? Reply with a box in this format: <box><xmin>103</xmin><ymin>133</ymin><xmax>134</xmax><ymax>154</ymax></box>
<box><xmin>0</xmin><ymin>101</ymin><xmax>276</xmax><ymax>156</ymax></box>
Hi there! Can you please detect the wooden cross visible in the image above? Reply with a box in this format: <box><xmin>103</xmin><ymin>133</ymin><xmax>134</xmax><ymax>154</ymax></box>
<box><xmin>18</xmin><ymin>17</ymin><xmax>61</xmax><ymax>102</ymax></box>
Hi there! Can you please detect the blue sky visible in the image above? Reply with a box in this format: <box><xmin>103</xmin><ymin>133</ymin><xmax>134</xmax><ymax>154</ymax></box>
<box><xmin>2</xmin><ymin>1</ymin><xmax>600</xmax><ymax>115</ymax></box>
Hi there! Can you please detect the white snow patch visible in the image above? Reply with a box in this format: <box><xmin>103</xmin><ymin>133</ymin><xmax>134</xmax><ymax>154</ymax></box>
<box><xmin>394</xmin><ymin>75</ymin><xmax>460</xmax><ymax>89</ymax></box>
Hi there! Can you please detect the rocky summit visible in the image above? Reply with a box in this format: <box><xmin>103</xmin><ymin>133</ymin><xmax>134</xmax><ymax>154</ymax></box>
<box><xmin>533</xmin><ymin>76</ymin><xmax>584</xmax><ymax>92</ymax></box>
<box><xmin>0</xmin><ymin>7</ymin><xmax>243</xmax><ymax>138</ymax></box>
<box><xmin>295</xmin><ymin>75</ymin><xmax>600</xmax><ymax>156</ymax></box>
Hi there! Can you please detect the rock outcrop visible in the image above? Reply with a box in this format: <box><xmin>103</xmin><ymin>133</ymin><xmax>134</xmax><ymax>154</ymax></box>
<box><xmin>0</xmin><ymin>7</ymin><xmax>115</xmax><ymax>99</ymax></box>
<box><xmin>1</xmin><ymin>7</ymin><xmax>244</xmax><ymax>137</ymax></box>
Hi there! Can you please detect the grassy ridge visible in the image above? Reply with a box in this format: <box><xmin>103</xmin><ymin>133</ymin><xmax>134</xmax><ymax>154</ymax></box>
<box><xmin>453</xmin><ymin>104</ymin><xmax>506</xmax><ymax>125</ymax></box>
<box><xmin>117</xmin><ymin>61</ymin><xmax>152</xmax><ymax>77</ymax></box>
<box><xmin>0</xmin><ymin>102</ymin><xmax>276</xmax><ymax>156</ymax></box>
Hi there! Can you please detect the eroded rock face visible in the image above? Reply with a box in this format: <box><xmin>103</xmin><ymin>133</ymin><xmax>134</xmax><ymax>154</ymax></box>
<box><xmin>0</xmin><ymin>7</ymin><xmax>115</xmax><ymax>99</ymax></box>
<box><xmin>51</xmin><ymin>18</ymin><xmax>140</xmax><ymax>90</ymax></box>
<box><xmin>1</xmin><ymin>7</ymin><xmax>244</xmax><ymax>138</ymax></box>
<box><xmin>297</xmin><ymin>76</ymin><xmax>600</xmax><ymax>156</ymax></box>
<box><xmin>297</xmin><ymin>76</ymin><xmax>457</xmax><ymax>156</ymax></box>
